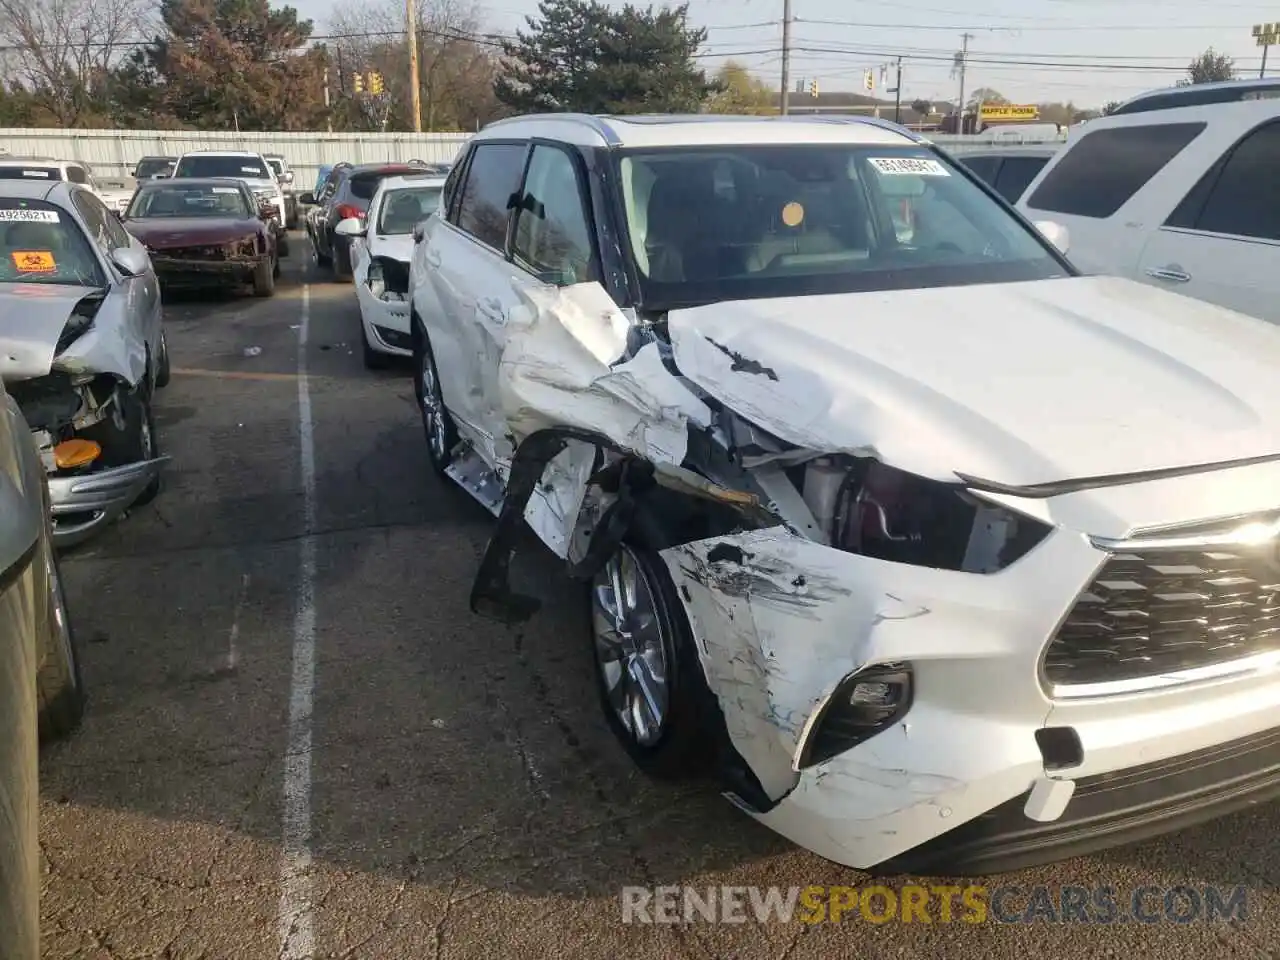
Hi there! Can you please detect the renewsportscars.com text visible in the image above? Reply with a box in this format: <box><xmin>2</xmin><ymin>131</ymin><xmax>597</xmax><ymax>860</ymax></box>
<box><xmin>620</xmin><ymin>884</ymin><xmax>1249</xmax><ymax>925</ymax></box>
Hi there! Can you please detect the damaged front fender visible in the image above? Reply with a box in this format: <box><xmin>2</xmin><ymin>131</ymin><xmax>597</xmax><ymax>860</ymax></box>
<box><xmin>0</xmin><ymin>283</ymin><xmax>144</xmax><ymax>385</ymax></box>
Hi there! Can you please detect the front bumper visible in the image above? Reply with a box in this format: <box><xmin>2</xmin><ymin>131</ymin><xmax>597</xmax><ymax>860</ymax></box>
<box><xmin>49</xmin><ymin>458</ymin><xmax>165</xmax><ymax>548</ymax></box>
<box><xmin>660</xmin><ymin>523</ymin><xmax>1280</xmax><ymax>874</ymax></box>
<box><xmin>152</xmin><ymin>257</ymin><xmax>267</xmax><ymax>286</ymax></box>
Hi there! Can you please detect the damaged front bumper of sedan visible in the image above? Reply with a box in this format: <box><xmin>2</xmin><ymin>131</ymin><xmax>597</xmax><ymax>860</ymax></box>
<box><xmin>441</xmin><ymin>281</ymin><xmax>1280</xmax><ymax>874</ymax></box>
<box><xmin>149</xmin><ymin>243</ymin><xmax>271</xmax><ymax>288</ymax></box>
<box><xmin>45</xmin><ymin>455</ymin><xmax>163</xmax><ymax>547</ymax></box>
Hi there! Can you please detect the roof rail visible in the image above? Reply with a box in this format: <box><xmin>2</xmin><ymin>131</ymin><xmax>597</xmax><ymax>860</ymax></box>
<box><xmin>1110</xmin><ymin>78</ymin><xmax>1280</xmax><ymax>117</ymax></box>
<box><xmin>772</xmin><ymin>112</ymin><xmax>925</xmax><ymax>142</ymax></box>
<box><xmin>482</xmin><ymin>112</ymin><xmax>622</xmax><ymax>145</ymax></box>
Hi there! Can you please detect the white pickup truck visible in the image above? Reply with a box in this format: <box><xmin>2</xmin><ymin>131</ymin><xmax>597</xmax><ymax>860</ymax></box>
<box><xmin>1018</xmin><ymin>78</ymin><xmax>1280</xmax><ymax>323</ymax></box>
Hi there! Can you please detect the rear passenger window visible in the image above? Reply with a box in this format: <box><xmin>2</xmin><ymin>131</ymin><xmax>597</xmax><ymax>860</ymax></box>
<box><xmin>1025</xmin><ymin>123</ymin><xmax>1205</xmax><ymax>218</ymax></box>
<box><xmin>512</xmin><ymin>145</ymin><xmax>596</xmax><ymax>285</ymax></box>
<box><xmin>441</xmin><ymin>151</ymin><xmax>468</xmax><ymax>219</ymax></box>
<box><xmin>993</xmin><ymin>156</ymin><xmax>1049</xmax><ymax>204</ymax></box>
<box><xmin>455</xmin><ymin>143</ymin><xmax>527</xmax><ymax>250</ymax></box>
<box><xmin>959</xmin><ymin>155</ymin><xmax>1000</xmax><ymax>185</ymax></box>
<box><xmin>1177</xmin><ymin>121</ymin><xmax>1280</xmax><ymax>242</ymax></box>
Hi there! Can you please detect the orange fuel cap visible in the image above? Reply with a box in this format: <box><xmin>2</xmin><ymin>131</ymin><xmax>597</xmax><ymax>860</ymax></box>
<box><xmin>54</xmin><ymin>439</ymin><xmax>101</xmax><ymax>469</ymax></box>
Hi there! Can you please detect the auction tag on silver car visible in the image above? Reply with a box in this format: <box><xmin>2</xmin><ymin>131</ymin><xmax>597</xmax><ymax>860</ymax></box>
<box><xmin>867</xmin><ymin>157</ymin><xmax>950</xmax><ymax>177</ymax></box>
<box><xmin>0</xmin><ymin>208</ymin><xmax>59</xmax><ymax>222</ymax></box>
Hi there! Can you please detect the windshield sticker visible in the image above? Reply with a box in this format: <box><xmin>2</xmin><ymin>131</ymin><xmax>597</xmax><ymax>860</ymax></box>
<box><xmin>242</xmin><ymin>166</ymin><xmax>263</xmax><ymax>174</ymax></box>
<box><xmin>12</xmin><ymin>250</ymin><xmax>56</xmax><ymax>272</ymax></box>
<box><xmin>212</xmin><ymin>187</ymin><xmax>239</xmax><ymax>194</ymax></box>
<box><xmin>868</xmin><ymin>156</ymin><xmax>950</xmax><ymax>177</ymax></box>
<box><xmin>22</xmin><ymin>169</ymin><xmax>54</xmax><ymax>178</ymax></box>
<box><xmin>0</xmin><ymin>209</ymin><xmax>59</xmax><ymax>222</ymax></box>
<box><xmin>781</xmin><ymin>202</ymin><xmax>805</xmax><ymax>227</ymax></box>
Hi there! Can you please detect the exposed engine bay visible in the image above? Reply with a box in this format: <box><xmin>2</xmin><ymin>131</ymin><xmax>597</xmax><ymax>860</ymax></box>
<box><xmin>367</xmin><ymin>256</ymin><xmax>410</xmax><ymax>302</ymax></box>
<box><xmin>9</xmin><ymin>372</ymin><xmax>128</xmax><ymax>480</ymax></box>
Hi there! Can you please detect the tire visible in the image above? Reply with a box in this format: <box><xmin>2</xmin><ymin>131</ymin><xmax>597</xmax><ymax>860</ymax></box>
<box><xmin>313</xmin><ymin>235</ymin><xmax>331</xmax><ymax>268</ymax></box>
<box><xmin>331</xmin><ymin>242</ymin><xmax>352</xmax><ymax>283</ymax></box>
<box><xmin>278</xmin><ymin>234</ymin><xmax>290</xmax><ymax>258</ymax></box>
<box><xmin>155</xmin><ymin>330</ymin><xmax>171</xmax><ymax>388</ymax></box>
<box><xmin>36</xmin><ymin>542</ymin><xmax>84</xmax><ymax>744</ymax></box>
<box><xmin>253</xmin><ymin>257</ymin><xmax>275</xmax><ymax>297</ymax></box>
<box><xmin>272</xmin><ymin>254</ymin><xmax>281</xmax><ymax>279</ymax></box>
<box><xmin>588</xmin><ymin>543</ymin><xmax>710</xmax><ymax>779</ymax></box>
<box><xmin>82</xmin><ymin>385</ymin><xmax>161</xmax><ymax>506</ymax></box>
<box><xmin>412</xmin><ymin>318</ymin><xmax>457</xmax><ymax>475</ymax></box>
<box><xmin>361</xmin><ymin>320</ymin><xmax>390</xmax><ymax>370</ymax></box>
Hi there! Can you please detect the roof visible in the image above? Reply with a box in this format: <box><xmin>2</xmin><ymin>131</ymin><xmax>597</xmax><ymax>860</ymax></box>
<box><xmin>1111</xmin><ymin>78</ymin><xmax>1280</xmax><ymax>117</ymax></box>
<box><xmin>0</xmin><ymin>156</ymin><xmax>68</xmax><ymax>166</ymax></box>
<box><xmin>135</xmin><ymin>177</ymin><xmax>252</xmax><ymax>190</ymax></box>
<box><xmin>0</xmin><ymin>180</ymin><xmax>67</xmax><ymax>202</ymax></box>
<box><xmin>377</xmin><ymin>174</ymin><xmax>448</xmax><ymax>191</ymax></box>
<box><xmin>175</xmin><ymin>149</ymin><xmax>264</xmax><ymax>156</ymax></box>
<box><xmin>347</xmin><ymin>162</ymin><xmax>432</xmax><ymax>176</ymax></box>
<box><xmin>476</xmin><ymin>112</ymin><xmax>922</xmax><ymax>148</ymax></box>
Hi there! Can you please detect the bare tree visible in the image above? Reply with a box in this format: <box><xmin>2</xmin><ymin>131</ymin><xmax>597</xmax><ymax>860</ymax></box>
<box><xmin>0</xmin><ymin>0</ymin><xmax>155</xmax><ymax>125</ymax></box>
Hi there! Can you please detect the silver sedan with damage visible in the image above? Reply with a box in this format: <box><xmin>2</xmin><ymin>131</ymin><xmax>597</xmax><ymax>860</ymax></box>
<box><xmin>0</xmin><ymin>379</ymin><xmax>84</xmax><ymax>960</ymax></box>
<box><xmin>0</xmin><ymin>180</ymin><xmax>169</xmax><ymax>547</ymax></box>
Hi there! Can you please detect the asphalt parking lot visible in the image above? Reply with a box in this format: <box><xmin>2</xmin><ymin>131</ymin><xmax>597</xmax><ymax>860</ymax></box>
<box><xmin>35</xmin><ymin>236</ymin><xmax>1280</xmax><ymax>959</ymax></box>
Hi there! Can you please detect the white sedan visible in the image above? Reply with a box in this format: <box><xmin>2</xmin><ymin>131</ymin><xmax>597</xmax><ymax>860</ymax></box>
<box><xmin>337</xmin><ymin>174</ymin><xmax>445</xmax><ymax>369</ymax></box>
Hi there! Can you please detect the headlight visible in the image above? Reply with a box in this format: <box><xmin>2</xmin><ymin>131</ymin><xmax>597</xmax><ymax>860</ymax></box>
<box><xmin>826</xmin><ymin>459</ymin><xmax>1050</xmax><ymax>573</ymax></box>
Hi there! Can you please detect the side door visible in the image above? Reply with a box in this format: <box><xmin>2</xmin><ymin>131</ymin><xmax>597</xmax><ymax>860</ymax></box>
<box><xmin>418</xmin><ymin>141</ymin><xmax>529</xmax><ymax>471</ymax></box>
<box><xmin>1136</xmin><ymin>119</ymin><xmax>1280</xmax><ymax>323</ymax></box>
<box><xmin>71</xmin><ymin>189</ymin><xmax>159</xmax><ymax>382</ymax></box>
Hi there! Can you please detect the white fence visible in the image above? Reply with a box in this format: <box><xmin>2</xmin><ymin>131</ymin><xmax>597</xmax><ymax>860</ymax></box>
<box><xmin>0</xmin><ymin>129</ymin><xmax>472</xmax><ymax>183</ymax></box>
<box><xmin>0</xmin><ymin>125</ymin><xmax>1065</xmax><ymax>182</ymax></box>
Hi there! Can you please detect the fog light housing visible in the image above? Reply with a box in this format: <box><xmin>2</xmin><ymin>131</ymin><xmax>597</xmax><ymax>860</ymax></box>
<box><xmin>795</xmin><ymin>662</ymin><xmax>913</xmax><ymax>770</ymax></box>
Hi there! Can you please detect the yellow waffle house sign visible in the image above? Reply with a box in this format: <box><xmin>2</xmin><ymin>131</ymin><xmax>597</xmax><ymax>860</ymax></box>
<box><xmin>978</xmin><ymin>103</ymin><xmax>1040</xmax><ymax>123</ymax></box>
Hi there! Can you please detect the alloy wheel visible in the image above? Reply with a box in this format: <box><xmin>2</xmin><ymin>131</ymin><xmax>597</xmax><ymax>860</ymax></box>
<box><xmin>591</xmin><ymin>547</ymin><xmax>670</xmax><ymax>747</ymax></box>
<box><xmin>419</xmin><ymin>346</ymin><xmax>448</xmax><ymax>465</ymax></box>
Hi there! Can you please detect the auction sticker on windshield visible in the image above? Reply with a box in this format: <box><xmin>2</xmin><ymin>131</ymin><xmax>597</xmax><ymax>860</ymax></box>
<box><xmin>212</xmin><ymin>187</ymin><xmax>239</xmax><ymax>194</ymax></box>
<box><xmin>0</xmin><ymin>209</ymin><xmax>60</xmax><ymax>223</ymax></box>
<box><xmin>12</xmin><ymin>251</ymin><xmax>56</xmax><ymax>272</ymax></box>
<box><xmin>868</xmin><ymin>157</ymin><xmax>950</xmax><ymax>177</ymax></box>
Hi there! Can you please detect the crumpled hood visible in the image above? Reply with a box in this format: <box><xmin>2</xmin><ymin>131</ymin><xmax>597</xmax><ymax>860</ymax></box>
<box><xmin>0</xmin><ymin>283</ymin><xmax>141</xmax><ymax>383</ymax></box>
<box><xmin>666</xmin><ymin>275</ymin><xmax>1280</xmax><ymax>489</ymax></box>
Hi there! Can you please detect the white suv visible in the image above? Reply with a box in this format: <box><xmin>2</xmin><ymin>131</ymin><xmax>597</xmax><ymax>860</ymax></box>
<box><xmin>1019</xmin><ymin>78</ymin><xmax>1280</xmax><ymax>323</ymax></box>
<box><xmin>171</xmin><ymin>150</ymin><xmax>288</xmax><ymax>252</ymax></box>
<box><xmin>409</xmin><ymin>112</ymin><xmax>1280</xmax><ymax>875</ymax></box>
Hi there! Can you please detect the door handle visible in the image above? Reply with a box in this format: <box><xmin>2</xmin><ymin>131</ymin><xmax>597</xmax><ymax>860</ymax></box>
<box><xmin>1146</xmin><ymin>266</ymin><xmax>1191</xmax><ymax>283</ymax></box>
<box><xmin>425</xmin><ymin>249</ymin><xmax>442</xmax><ymax>268</ymax></box>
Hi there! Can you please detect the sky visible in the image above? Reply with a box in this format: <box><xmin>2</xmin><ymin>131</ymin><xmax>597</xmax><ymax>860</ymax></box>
<box><xmin>296</xmin><ymin>0</ymin><xmax>1280</xmax><ymax>109</ymax></box>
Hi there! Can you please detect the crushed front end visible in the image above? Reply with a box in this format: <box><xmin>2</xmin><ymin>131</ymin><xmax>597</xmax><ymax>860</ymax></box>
<box><xmin>10</xmin><ymin>373</ymin><xmax>163</xmax><ymax>547</ymax></box>
<box><xmin>147</xmin><ymin>237</ymin><xmax>270</xmax><ymax>288</ymax></box>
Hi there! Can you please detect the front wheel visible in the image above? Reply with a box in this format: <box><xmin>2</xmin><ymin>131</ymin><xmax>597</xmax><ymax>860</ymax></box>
<box><xmin>154</xmin><ymin>331</ymin><xmax>171</xmax><ymax>388</ymax></box>
<box><xmin>253</xmin><ymin>258</ymin><xmax>276</xmax><ymax>297</ymax></box>
<box><xmin>36</xmin><ymin>543</ymin><xmax>85</xmax><ymax>744</ymax></box>
<box><xmin>82</xmin><ymin>385</ymin><xmax>161</xmax><ymax>506</ymax></box>
<box><xmin>412</xmin><ymin>321</ymin><xmax>456</xmax><ymax>475</ymax></box>
<box><xmin>589</xmin><ymin>544</ymin><xmax>710</xmax><ymax>779</ymax></box>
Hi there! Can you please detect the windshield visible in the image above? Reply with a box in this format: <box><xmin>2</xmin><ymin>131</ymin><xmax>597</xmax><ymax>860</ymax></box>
<box><xmin>0</xmin><ymin>166</ymin><xmax>61</xmax><ymax>181</ymax></box>
<box><xmin>377</xmin><ymin>186</ymin><xmax>442</xmax><ymax>234</ymax></box>
<box><xmin>134</xmin><ymin>158</ymin><xmax>173</xmax><ymax>179</ymax></box>
<box><xmin>174</xmin><ymin>155</ymin><xmax>271</xmax><ymax>179</ymax></box>
<box><xmin>0</xmin><ymin>199</ymin><xmax>104</xmax><ymax>286</ymax></box>
<box><xmin>128</xmin><ymin>183</ymin><xmax>252</xmax><ymax>219</ymax></box>
<box><xmin>617</xmin><ymin>144</ymin><xmax>1067</xmax><ymax>307</ymax></box>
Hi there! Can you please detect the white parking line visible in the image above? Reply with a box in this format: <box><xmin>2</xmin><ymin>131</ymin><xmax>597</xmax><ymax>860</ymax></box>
<box><xmin>278</xmin><ymin>283</ymin><xmax>317</xmax><ymax>959</ymax></box>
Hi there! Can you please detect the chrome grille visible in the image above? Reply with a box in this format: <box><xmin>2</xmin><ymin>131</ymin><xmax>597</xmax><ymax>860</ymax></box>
<box><xmin>1044</xmin><ymin>542</ymin><xmax>1280</xmax><ymax>688</ymax></box>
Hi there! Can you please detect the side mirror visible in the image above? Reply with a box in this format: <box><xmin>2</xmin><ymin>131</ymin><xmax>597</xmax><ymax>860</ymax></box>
<box><xmin>335</xmin><ymin>216</ymin><xmax>365</xmax><ymax>238</ymax></box>
<box><xmin>299</xmin><ymin>192</ymin><xmax>315</xmax><ymax>205</ymax></box>
<box><xmin>283</xmin><ymin>171</ymin><xmax>294</xmax><ymax>184</ymax></box>
<box><xmin>110</xmin><ymin>246</ymin><xmax>149</xmax><ymax>278</ymax></box>
<box><xmin>1033</xmin><ymin>220</ymin><xmax>1070</xmax><ymax>255</ymax></box>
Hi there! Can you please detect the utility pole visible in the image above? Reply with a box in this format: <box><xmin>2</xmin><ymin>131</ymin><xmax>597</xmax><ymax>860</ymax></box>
<box><xmin>407</xmin><ymin>0</ymin><xmax>422</xmax><ymax>132</ymax></box>
<box><xmin>780</xmin><ymin>0</ymin><xmax>792</xmax><ymax>115</ymax></box>
<box><xmin>323</xmin><ymin>63</ymin><xmax>332</xmax><ymax>133</ymax></box>
<box><xmin>891</xmin><ymin>56</ymin><xmax>903</xmax><ymax>123</ymax></box>
<box><xmin>954</xmin><ymin>32</ymin><xmax>973</xmax><ymax>134</ymax></box>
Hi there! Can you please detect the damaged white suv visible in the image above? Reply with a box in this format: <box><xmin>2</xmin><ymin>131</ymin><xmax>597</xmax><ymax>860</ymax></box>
<box><xmin>409</xmin><ymin>113</ymin><xmax>1280</xmax><ymax>875</ymax></box>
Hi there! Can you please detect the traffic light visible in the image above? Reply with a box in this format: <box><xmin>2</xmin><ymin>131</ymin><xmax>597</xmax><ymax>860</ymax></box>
<box><xmin>368</xmin><ymin>71</ymin><xmax>384</xmax><ymax>95</ymax></box>
<box><xmin>863</xmin><ymin>69</ymin><xmax>874</xmax><ymax>92</ymax></box>
<box><xmin>809</xmin><ymin>78</ymin><xmax>818</xmax><ymax>98</ymax></box>
<box><xmin>352</xmin><ymin>72</ymin><xmax>364</xmax><ymax>94</ymax></box>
